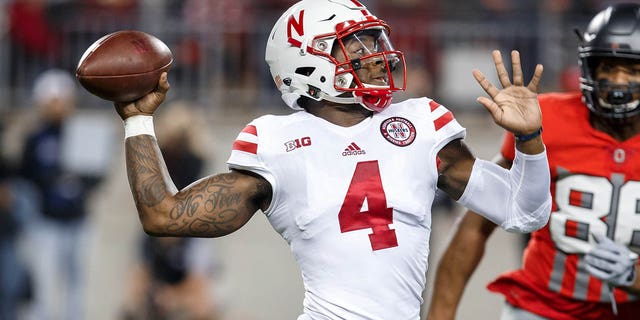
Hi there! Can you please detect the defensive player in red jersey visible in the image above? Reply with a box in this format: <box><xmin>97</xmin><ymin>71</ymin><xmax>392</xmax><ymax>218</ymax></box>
<box><xmin>109</xmin><ymin>0</ymin><xmax>551</xmax><ymax>318</ymax></box>
<box><xmin>428</xmin><ymin>3</ymin><xmax>640</xmax><ymax>320</ymax></box>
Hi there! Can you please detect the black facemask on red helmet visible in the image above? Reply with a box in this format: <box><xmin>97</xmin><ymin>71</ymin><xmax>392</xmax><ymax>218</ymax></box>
<box><xmin>578</xmin><ymin>3</ymin><xmax>640</xmax><ymax>119</ymax></box>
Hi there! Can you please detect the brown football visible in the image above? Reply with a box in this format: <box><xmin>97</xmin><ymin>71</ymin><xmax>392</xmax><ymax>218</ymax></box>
<box><xmin>76</xmin><ymin>30</ymin><xmax>173</xmax><ymax>102</ymax></box>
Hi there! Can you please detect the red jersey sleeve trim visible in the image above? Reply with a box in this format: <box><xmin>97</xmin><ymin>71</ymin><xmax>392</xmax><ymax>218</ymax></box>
<box><xmin>241</xmin><ymin>125</ymin><xmax>257</xmax><ymax>135</ymax></box>
<box><xmin>233</xmin><ymin>140</ymin><xmax>258</xmax><ymax>154</ymax></box>
<box><xmin>434</xmin><ymin>112</ymin><xmax>454</xmax><ymax>131</ymax></box>
<box><xmin>429</xmin><ymin>100</ymin><xmax>440</xmax><ymax>112</ymax></box>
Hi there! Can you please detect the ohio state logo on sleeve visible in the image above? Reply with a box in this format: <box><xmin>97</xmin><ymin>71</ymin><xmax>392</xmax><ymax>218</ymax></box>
<box><xmin>380</xmin><ymin>117</ymin><xmax>416</xmax><ymax>146</ymax></box>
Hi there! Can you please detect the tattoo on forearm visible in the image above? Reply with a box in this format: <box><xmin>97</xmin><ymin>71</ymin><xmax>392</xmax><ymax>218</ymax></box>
<box><xmin>126</xmin><ymin>139</ymin><xmax>259</xmax><ymax>236</ymax></box>
<box><xmin>167</xmin><ymin>174</ymin><xmax>246</xmax><ymax>236</ymax></box>
<box><xmin>126</xmin><ymin>136</ymin><xmax>167</xmax><ymax>207</ymax></box>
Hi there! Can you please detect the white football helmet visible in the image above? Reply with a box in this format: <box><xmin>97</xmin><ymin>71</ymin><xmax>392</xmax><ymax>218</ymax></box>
<box><xmin>265</xmin><ymin>0</ymin><xmax>406</xmax><ymax>112</ymax></box>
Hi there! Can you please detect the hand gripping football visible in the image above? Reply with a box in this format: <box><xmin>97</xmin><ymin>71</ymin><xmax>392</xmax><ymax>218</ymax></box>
<box><xmin>76</xmin><ymin>30</ymin><xmax>173</xmax><ymax>102</ymax></box>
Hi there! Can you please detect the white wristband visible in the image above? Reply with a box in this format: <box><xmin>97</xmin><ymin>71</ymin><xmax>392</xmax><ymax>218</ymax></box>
<box><xmin>124</xmin><ymin>115</ymin><xmax>155</xmax><ymax>139</ymax></box>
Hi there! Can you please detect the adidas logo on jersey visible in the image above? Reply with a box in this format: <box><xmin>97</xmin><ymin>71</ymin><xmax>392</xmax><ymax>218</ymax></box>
<box><xmin>342</xmin><ymin>142</ymin><xmax>366</xmax><ymax>156</ymax></box>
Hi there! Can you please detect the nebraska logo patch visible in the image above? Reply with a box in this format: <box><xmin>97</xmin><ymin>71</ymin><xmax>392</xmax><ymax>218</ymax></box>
<box><xmin>380</xmin><ymin>117</ymin><xmax>416</xmax><ymax>146</ymax></box>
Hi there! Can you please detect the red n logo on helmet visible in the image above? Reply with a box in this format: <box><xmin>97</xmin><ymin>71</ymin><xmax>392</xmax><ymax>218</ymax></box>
<box><xmin>287</xmin><ymin>10</ymin><xmax>305</xmax><ymax>48</ymax></box>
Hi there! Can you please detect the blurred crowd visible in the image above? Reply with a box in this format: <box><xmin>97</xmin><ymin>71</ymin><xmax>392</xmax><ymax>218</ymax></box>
<box><xmin>0</xmin><ymin>0</ymin><xmax>627</xmax><ymax>319</ymax></box>
<box><xmin>0</xmin><ymin>66</ymin><xmax>220</xmax><ymax>320</ymax></box>
<box><xmin>1</xmin><ymin>0</ymin><xmax>614</xmax><ymax>109</ymax></box>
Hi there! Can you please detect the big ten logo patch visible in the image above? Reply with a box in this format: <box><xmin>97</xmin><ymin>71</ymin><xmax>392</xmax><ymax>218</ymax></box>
<box><xmin>285</xmin><ymin>136</ymin><xmax>312</xmax><ymax>152</ymax></box>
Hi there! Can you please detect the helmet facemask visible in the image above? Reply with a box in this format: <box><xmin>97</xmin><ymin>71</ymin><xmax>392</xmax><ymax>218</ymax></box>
<box><xmin>577</xmin><ymin>3</ymin><xmax>640</xmax><ymax>119</ymax></box>
<box><xmin>580</xmin><ymin>57</ymin><xmax>640</xmax><ymax>119</ymax></box>
<box><xmin>318</xmin><ymin>26</ymin><xmax>406</xmax><ymax>112</ymax></box>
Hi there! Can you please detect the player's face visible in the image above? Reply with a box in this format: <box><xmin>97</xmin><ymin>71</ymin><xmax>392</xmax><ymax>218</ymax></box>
<box><xmin>594</xmin><ymin>58</ymin><xmax>640</xmax><ymax>106</ymax></box>
<box><xmin>595</xmin><ymin>58</ymin><xmax>640</xmax><ymax>84</ymax></box>
<box><xmin>333</xmin><ymin>31</ymin><xmax>391</xmax><ymax>87</ymax></box>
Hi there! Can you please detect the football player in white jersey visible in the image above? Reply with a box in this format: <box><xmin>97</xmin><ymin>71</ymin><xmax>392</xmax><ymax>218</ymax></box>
<box><xmin>113</xmin><ymin>0</ymin><xmax>551</xmax><ymax>319</ymax></box>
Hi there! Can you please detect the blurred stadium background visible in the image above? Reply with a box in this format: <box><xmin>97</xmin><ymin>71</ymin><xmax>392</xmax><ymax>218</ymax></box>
<box><xmin>0</xmin><ymin>0</ymin><xmax>616</xmax><ymax>319</ymax></box>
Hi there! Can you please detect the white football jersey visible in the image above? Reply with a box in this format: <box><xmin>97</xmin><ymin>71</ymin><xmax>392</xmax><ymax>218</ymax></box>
<box><xmin>227</xmin><ymin>97</ymin><xmax>465</xmax><ymax>320</ymax></box>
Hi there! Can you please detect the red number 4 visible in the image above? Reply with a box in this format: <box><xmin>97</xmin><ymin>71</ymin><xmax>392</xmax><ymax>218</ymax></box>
<box><xmin>338</xmin><ymin>161</ymin><xmax>398</xmax><ymax>251</ymax></box>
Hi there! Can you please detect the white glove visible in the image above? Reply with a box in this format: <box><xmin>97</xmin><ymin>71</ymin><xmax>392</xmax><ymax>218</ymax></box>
<box><xmin>585</xmin><ymin>234</ymin><xmax>638</xmax><ymax>287</ymax></box>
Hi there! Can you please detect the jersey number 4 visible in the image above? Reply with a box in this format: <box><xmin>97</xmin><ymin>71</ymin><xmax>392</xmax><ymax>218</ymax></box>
<box><xmin>338</xmin><ymin>160</ymin><xmax>398</xmax><ymax>251</ymax></box>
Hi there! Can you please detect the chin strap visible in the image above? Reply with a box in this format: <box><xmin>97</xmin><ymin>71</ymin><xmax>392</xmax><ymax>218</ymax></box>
<box><xmin>319</xmin><ymin>91</ymin><xmax>363</xmax><ymax>105</ymax></box>
<box><xmin>598</xmin><ymin>97</ymin><xmax>640</xmax><ymax>112</ymax></box>
<box><xmin>282</xmin><ymin>90</ymin><xmax>392</xmax><ymax>112</ymax></box>
<box><xmin>320</xmin><ymin>92</ymin><xmax>393</xmax><ymax>112</ymax></box>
